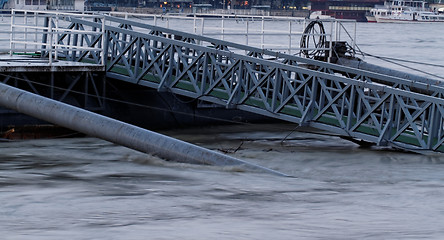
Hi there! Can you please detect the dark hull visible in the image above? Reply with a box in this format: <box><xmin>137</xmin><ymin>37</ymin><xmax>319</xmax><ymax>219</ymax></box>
<box><xmin>310</xmin><ymin>0</ymin><xmax>384</xmax><ymax>22</ymax></box>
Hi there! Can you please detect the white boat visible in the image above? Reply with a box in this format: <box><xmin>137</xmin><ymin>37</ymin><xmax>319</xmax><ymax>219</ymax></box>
<box><xmin>368</xmin><ymin>0</ymin><xmax>444</xmax><ymax>23</ymax></box>
<box><xmin>366</xmin><ymin>4</ymin><xmax>390</xmax><ymax>22</ymax></box>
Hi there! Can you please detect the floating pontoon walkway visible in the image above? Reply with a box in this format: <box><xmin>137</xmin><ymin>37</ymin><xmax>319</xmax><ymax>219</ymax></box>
<box><xmin>5</xmin><ymin>10</ymin><xmax>444</xmax><ymax>153</ymax></box>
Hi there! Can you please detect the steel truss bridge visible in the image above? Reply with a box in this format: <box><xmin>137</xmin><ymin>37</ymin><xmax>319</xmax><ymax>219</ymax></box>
<box><xmin>6</xmin><ymin>10</ymin><xmax>444</xmax><ymax>153</ymax></box>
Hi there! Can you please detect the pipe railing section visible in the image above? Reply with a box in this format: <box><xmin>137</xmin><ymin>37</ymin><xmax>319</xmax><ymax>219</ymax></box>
<box><xmin>9</xmin><ymin>9</ymin><xmax>106</xmax><ymax>65</ymax></box>
<box><xmin>6</xmin><ymin>10</ymin><xmax>356</xmax><ymax>67</ymax></box>
<box><xmin>106</xmin><ymin>12</ymin><xmax>357</xmax><ymax>57</ymax></box>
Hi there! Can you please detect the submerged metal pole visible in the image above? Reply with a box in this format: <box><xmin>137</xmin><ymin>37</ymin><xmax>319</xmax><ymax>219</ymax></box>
<box><xmin>0</xmin><ymin>82</ymin><xmax>289</xmax><ymax>177</ymax></box>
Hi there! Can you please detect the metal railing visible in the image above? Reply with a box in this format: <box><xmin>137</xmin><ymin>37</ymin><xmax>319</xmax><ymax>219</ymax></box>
<box><xmin>9</xmin><ymin>9</ymin><xmax>106</xmax><ymax>65</ymax></box>
<box><xmin>106</xmin><ymin>12</ymin><xmax>357</xmax><ymax>57</ymax></box>
<box><xmin>3</xmin><ymin>10</ymin><xmax>356</xmax><ymax>65</ymax></box>
<box><xmin>0</xmin><ymin>13</ymin><xmax>14</xmax><ymax>53</ymax></box>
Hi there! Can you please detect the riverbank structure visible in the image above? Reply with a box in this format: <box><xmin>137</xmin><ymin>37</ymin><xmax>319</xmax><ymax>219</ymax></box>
<box><xmin>3</xmin><ymin>0</ymin><xmax>84</xmax><ymax>11</ymax></box>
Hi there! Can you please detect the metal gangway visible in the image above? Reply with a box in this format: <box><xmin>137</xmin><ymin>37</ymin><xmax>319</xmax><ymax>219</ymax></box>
<box><xmin>6</xmin><ymin>10</ymin><xmax>444</xmax><ymax>153</ymax></box>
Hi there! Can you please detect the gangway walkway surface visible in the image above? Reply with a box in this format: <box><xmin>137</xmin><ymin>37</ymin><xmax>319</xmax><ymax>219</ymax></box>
<box><xmin>6</xmin><ymin>10</ymin><xmax>444</xmax><ymax>153</ymax></box>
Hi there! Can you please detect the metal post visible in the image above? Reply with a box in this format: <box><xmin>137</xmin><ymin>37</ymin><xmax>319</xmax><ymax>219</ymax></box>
<box><xmin>198</xmin><ymin>18</ymin><xmax>204</xmax><ymax>45</ymax></box>
<box><xmin>101</xmin><ymin>17</ymin><xmax>106</xmax><ymax>65</ymax></box>
<box><xmin>24</xmin><ymin>12</ymin><xmax>28</xmax><ymax>51</ymax></box>
<box><xmin>221</xmin><ymin>16</ymin><xmax>224</xmax><ymax>41</ymax></box>
<box><xmin>193</xmin><ymin>15</ymin><xmax>197</xmax><ymax>34</ymax></box>
<box><xmin>54</xmin><ymin>13</ymin><xmax>59</xmax><ymax>61</ymax></box>
<box><xmin>336</xmin><ymin>20</ymin><xmax>341</xmax><ymax>41</ymax></box>
<box><xmin>352</xmin><ymin>21</ymin><xmax>357</xmax><ymax>57</ymax></box>
<box><xmin>34</xmin><ymin>12</ymin><xmax>38</xmax><ymax>45</ymax></box>
<box><xmin>72</xmin><ymin>19</ymin><xmax>79</xmax><ymax>61</ymax></box>
<box><xmin>9</xmin><ymin>9</ymin><xmax>14</xmax><ymax>56</ymax></box>
<box><xmin>288</xmin><ymin>20</ymin><xmax>292</xmax><ymax>54</ymax></box>
<box><xmin>261</xmin><ymin>16</ymin><xmax>264</xmax><ymax>49</ymax></box>
<box><xmin>48</xmin><ymin>16</ymin><xmax>53</xmax><ymax>65</ymax></box>
<box><xmin>42</xmin><ymin>15</ymin><xmax>49</xmax><ymax>57</ymax></box>
<box><xmin>245</xmin><ymin>20</ymin><xmax>249</xmax><ymax>47</ymax></box>
<box><xmin>200</xmin><ymin>18</ymin><xmax>204</xmax><ymax>36</ymax></box>
<box><xmin>329</xmin><ymin>20</ymin><xmax>334</xmax><ymax>63</ymax></box>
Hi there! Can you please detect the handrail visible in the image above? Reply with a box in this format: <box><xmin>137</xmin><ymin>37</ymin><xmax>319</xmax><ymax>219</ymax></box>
<box><xmin>3</xmin><ymin>10</ymin><xmax>355</xmax><ymax>66</ymax></box>
<box><xmin>105</xmin><ymin>12</ymin><xmax>356</xmax><ymax>56</ymax></box>
<box><xmin>9</xmin><ymin>9</ymin><xmax>106</xmax><ymax>65</ymax></box>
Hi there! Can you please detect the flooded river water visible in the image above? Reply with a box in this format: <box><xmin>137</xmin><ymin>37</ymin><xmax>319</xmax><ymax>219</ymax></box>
<box><xmin>1</xmin><ymin>22</ymin><xmax>444</xmax><ymax>239</ymax></box>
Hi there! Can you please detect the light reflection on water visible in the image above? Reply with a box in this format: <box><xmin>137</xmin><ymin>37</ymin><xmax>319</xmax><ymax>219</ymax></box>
<box><xmin>1</xmin><ymin>21</ymin><xmax>444</xmax><ymax>239</ymax></box>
